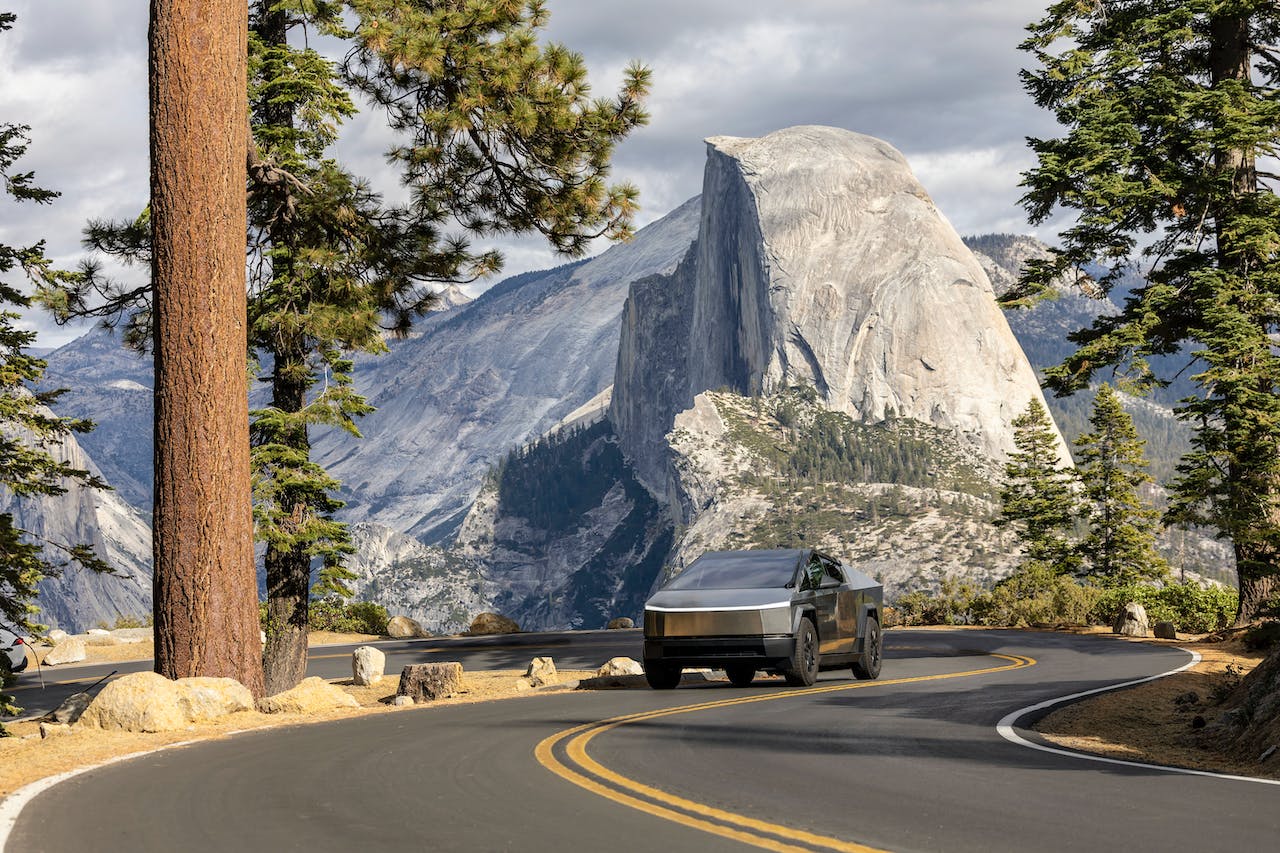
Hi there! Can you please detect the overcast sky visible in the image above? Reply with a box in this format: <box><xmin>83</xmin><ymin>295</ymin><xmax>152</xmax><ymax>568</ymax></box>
<box><xmin>0</xmin><ymin>0</ymin><xmax>1064</xmax><ymax>347</ymax></box>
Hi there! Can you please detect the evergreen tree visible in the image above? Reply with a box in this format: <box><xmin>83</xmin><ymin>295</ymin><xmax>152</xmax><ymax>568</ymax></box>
<box><xmin>1074</xmin><ymin>384</ymin><xmax>1168</xmax><ymax>584</ymax></box>
<box><xmin>0</xmin><ymin>12</ymin><xmax>111</xmax><ymax>732</ymax></box>
<box><xmin>1011</xmin><ymin>1</ymin><xmax>1280</xmax><ymax>624</ymax></box>
<box><xmin>998</xmin><ymin>399</ymin><xmax>1080</xmax><ymax>574</ymax></box>
<box><xmin>149</xmin><ymin>0</ymin><xmax>265</xmax><ymax>694</ymax></box>
<box><xmin>42</xmin><ymin>0</ymin><xmax>650</xmax><ymax>692</ymax></box>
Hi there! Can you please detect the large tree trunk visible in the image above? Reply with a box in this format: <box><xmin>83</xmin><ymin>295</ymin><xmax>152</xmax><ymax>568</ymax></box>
<box><xmin>255</xmin><ymin>1</ymin><xmax>313</xmax><ymax>696</ymax></box>
<box><xmin>150</xmin><ymin>0</ymin><xmax>263</xmax><ymax>697</ymax></box>
<box><xmin>262</xmin><ymin>348</ymin><xmax>313</xmax><ymax>696</ymax></box>
<box><xmin>1210</xmin><ymin>12</ymin><xmax>1279</xmax><ymax>626</ymax></box>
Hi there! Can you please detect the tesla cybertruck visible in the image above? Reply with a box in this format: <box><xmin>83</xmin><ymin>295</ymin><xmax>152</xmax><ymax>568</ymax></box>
<box><xmin>642</xmin><ymin>548</ymin><xmax>883</xmax><ymax>689</ymax></box>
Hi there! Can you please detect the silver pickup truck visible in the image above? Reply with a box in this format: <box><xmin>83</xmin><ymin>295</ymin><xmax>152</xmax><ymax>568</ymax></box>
<box><xmin>642</xmin><ymin>548</ymin><xmax>883</xmax><ymax>689</ymax></box>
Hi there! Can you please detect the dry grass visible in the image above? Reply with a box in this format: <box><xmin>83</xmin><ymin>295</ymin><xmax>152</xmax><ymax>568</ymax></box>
<box><xmin>1034</xmin><ymin>636</ymin><xmax>1278</xmax><ymax>779</ymax></box>
<box><xmin>0</xmin><ymin>668</ymin><xmax>595</xmax><ymax>799</ymax></box>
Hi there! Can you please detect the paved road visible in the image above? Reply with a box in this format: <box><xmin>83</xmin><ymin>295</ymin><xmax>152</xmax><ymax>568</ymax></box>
<box><xmin>7</xmin><ymin>629</ymin><xmax>645</xmax><ymax>720</ymax></box>
<box><xmin>8</xmin><ymin>629</ymin><xmax>1280</xmax><ymax>852</ymax></box>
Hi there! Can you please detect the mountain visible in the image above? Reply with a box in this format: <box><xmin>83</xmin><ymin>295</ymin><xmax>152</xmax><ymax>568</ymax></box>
<box><xmin>422</xmin><ymin>126</ymin><xmax>1074</xmax><ymax>628</ymax></box>
<box><xmin>2</xmin><ymin>414</ymin><xmax>153</xmax><ymax>633</ymax></box>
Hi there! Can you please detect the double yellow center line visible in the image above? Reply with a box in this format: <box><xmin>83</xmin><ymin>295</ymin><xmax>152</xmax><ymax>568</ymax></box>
<box><xmin>536</xmin><ymin>653</ymin><xmax>1036</xmax><ymax>852</ymax></box>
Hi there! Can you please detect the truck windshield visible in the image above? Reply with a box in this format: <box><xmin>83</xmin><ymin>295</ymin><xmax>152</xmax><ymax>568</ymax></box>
<box><xmin>664</xmin><ymin>550</ymin><xmax>803</xmax><ymax>590</ymax></box>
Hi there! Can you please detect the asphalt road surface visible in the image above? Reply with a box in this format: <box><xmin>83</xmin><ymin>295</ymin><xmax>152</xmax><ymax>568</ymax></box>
<box><xmin>7</xmin><ymin>629</ymin><xmax>646</xmax><ymax>720</ymax></box>
<box><xmin>8</xmin><ymin>629</ymin><xmax>1280</xmax><ymax>853</ymax></box>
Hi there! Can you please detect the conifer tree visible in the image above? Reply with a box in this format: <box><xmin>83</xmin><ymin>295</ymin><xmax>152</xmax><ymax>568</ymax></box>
<box><xmin>44</xmin><ymin>0</ymin><xmax>650</xmax><ymax>692</ymax></box>
<box><xmin>1074</xmin><ymin>384</ymin><xmax>1168</xmax><ymax>584</ymax></box>
<box><xmin>0</xmin><ymin>12</ymin><xmax>111</xmax><ymax>733</ymax></box>
<box><xmin>1011</xmin><ymin>1</ymin><xmax>1280</xmax><ymax>623</ymax></box>
<box><xmin>998</xmin><ymin>399</ymin><xmax>1080</xmax><ymax>574</ymax></box>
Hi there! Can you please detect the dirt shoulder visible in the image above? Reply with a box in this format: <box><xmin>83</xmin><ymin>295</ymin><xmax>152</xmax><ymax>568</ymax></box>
<box><xmin>1033</xmin><ymin>634</ymin><xmax>1278</xmax><ymax>780</ymax></box>
<box><xmin>0</xmin><ymin>668</ymin><xmax>595</xmax><ymax>799</ymax></box>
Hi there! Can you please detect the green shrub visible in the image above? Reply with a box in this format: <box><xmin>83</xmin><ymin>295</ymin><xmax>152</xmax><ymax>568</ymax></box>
<box><xmin>892</xmin><ymin>576</ymin><xmax>981</xmax><ymax>625</ymax></box>
<box><xmin>258</xmin><ymin>599</ymin><xmax>390</xmax><ymax>635</ymax></box>
<box><xmin>970</xmin><ymin>563</ymin><xmax>1100</xmax><ymax>627</ymax></box>
<box><xmin>308</xmin><ymin>598</ymin><xmax>390</xmax><ymax>635</ymax></box>
<box><xmin>1090</xmin><ymin>582</ymin><xmax>1236</xmax><ymax>633</ymax></box>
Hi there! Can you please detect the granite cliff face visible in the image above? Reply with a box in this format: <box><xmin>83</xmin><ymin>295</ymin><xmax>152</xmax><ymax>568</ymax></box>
<box><xmin>2</xmin><ymin>418</ymin><xmax>153</xmax><ymax>633</ymax></box>
<box><xmin>613</xmin><ymin>126</ymin><xmax>1070</xmax><ymax>501</ymax></box>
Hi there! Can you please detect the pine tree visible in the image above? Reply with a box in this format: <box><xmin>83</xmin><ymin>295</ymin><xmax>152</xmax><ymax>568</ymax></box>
<box><xmin>1011</xmin><ymin>1</ymin><xmax>1280</xmax><ymax>624</ymax></box>
<box><xmin>1074</xmin><ymin>384</ymin><xmax>1168</xmax><ymax>584</ymax></box>
<box><xmin>149</xmin><ymin>0</ymin><xmax>265</xmax><ymax>695</ymax></box>
<box><xmin>0</xmin><ymin>12</ymin><xmax>111</xmax><ymax>733</ymax></box>
<box><xmin>42</xmin><ymin>0</ymin><xmax>650</xmax><ymax>692</ymax></box>
<box><xmin>998</xmin><ymin>399</ymin><xmax>1080</xmax><ymax>574</ymax></box>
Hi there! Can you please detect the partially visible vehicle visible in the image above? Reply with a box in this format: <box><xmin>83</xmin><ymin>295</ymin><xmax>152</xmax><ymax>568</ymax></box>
<box><xmin>642</xmin><ymin>548</ymin><xmax>883</xmax><ymax>689</ymax></box>
<box><xmin>1</xmin><ymin>625</ymin><xmax>31</xmax><ymax>674</ymax></box>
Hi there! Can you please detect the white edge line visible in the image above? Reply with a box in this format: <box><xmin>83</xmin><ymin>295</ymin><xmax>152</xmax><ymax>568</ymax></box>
<box><xmin>644</xmin><ymin>602</ymin><xmax>791</xmax><ymax>613</ymax></box>
<box><xmin>997</xmin><ymin>647</ymin><xmax>1280</xmax><ymax>786</ymax></box>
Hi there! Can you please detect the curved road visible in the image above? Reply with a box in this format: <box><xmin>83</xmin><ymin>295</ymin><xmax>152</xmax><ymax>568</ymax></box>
<box><xmin>8</xmin><ymin>629</ymin><xmax>1279</xmax><ymax>852</ymax></box>
<box><xmin>8</xmin><ymin>629</ymin><xmax>648</xmax><ymax>720</ymax></box>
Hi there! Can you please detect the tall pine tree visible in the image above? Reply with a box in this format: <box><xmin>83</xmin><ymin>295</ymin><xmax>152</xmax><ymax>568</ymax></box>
<box><xmin>1074</xmin><ymin>384</ymin><xmax>1168</xmax><ymax>584</ymax></box>
<box><xmin>998</xmin><ymin>399</ymin><xmax>1080</xmax><ymax>574</ymax></box>
<box><xmin>0</xmin><ymin>12</ymin><xmax>111</xmax><ymax>732</ymax></box>
<box><xmin>1012</xmin><ymin>1</ymin><xmax>1280</xmax><ymax>624</ymax></box>
<box><xmin>43</xmin><ymin>0</ymin><xmax>650</xmax><ymax>692</ymax></box>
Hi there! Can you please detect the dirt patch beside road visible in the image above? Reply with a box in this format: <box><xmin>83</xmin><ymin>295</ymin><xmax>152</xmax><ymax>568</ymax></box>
<box><xmin>1034</xmin><ymin>636</ymin><xmax>1278</xmax><ymax>780</ymax></box>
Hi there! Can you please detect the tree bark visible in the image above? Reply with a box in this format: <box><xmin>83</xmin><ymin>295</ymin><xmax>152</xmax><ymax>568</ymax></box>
<box><xmin>262</xmin><ymin>347</ymin><xmax>313</xmax><ymax>696</ymax></box>
<box><xmin>150</xmin><ymin>0</ymin><xmax>263</xmax><ymax>697</ymax></box>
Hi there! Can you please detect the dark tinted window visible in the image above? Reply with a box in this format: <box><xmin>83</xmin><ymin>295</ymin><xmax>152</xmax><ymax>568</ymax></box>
<box><xmin>665</xmin><ymin>550</ymin><xmax>803</xmax><ymax>590</ymax></box>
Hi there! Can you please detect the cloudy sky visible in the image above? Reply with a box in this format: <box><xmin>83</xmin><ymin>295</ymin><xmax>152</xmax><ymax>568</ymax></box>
<box><xmin>1</xmin><ymin>0</ymin><xmax>1065</xmax><ymax>347</ymax></box>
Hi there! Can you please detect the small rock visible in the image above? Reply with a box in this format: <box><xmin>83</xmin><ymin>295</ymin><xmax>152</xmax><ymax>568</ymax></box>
<box><xmin>468</xmin><ymin>612</ymin><xmax>519</xmax><ymax>635</ymax></box>
<box><xmin>1154</xmin><ymin>621</ymin><xmax>1178</xmax><ymax>640</ymax></box>
<box><xmin>81</xmin><ymin>630</ymin><xmax>119</xmax><ymax>647</ymax></box>
<box><xmin>1214</xmin><ymin>708</ymin><xmax>1247</xmax><ymax>730</ymax></box>
<box><xmin>43</xmin><ymin>638</ymin><xmax>86</xmax><ymax>665</ymax></box>
<box><xmin>110</xmin><ymin>628</ymin><xmax>151</xmax><ymax>645</ymax></box>
<box><xmin>596</xmin><ymin>656</ymin><xmax>644</xmax><ymax>677</ymax></box>
<box><xmin>258</xmin><ymin>677</ymin><xmax>359</xmax><ymax>714</ymax></box>
<box><xmin>397</xmin><ymin>662</ymin><xmax>463</xmax><ymax>702</ymax></box>
<box><xmin>514</xmin><ymin>679</ymin><xmax>534</xmax><ymax>692</ymax></box>
<box><xmin>179</xmin><ymin>677</ymin><xmax>254</xmax><ymax>722</ymax></box>
<box><xmin>525</xmin><ymin>656</ymin><xmax>558</xmax><ymax>687</ymax></box>
<box><xmin>1173</xmin><ymin>691</ymin><xmax>1201</xmax><ymax>707</ymax></box>
<box><xmin>1260</xmin><ymin>745</ymin><xmax>1278</xmax><ymax>763</ymax></box>
<box><xmin>39</xmin><ymin>722</ymin><xmax>72</xmax><ymax>739</ymax></box>
<box><xmin>50</xmin><ymin>691</ymin><xmax>93</xmax><ymax>724</ymax></box>
<box><xmin>352</xmin><ymin>646</ymin><xmax>386</xmax><ymax>686</ymax></box>
<box><xmin>1191</xmin><ymin>715</ymin><xmax>1207</xmax><ymax>729</ymax></box>
<box><xmin>46</xmin><ymin>629</ymin><xmax>68</xmax><ymax>646</ymax></box>
<box><xmin>606</xmin><ymin>617</ymin><xmax>635</xmax><ymax>630</ymax></box>
<box><xmin>387</xmin><ymin>615</ymin><xmax>425</xmax><ymax>639</ymax></box>
<box><xmin>1112</xmin><ymin>602</ymin><xmax>1151</xmax><ymax>638</ymax></box>
<box><xmin>392</xmin><ymin>695</ymin><xmax>414</xmax><ymax>707</ymax></box>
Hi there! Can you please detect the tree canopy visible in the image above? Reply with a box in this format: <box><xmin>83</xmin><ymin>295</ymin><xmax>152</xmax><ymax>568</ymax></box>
<box><xmin>1013</xmin><ymin>0</ymin><xmax>1280</xmax><ymax>622</ymax></box>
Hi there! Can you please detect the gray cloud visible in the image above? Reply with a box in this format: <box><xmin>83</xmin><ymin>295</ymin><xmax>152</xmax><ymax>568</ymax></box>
<box><xmin>1</xmin><ymin>0</ymin><xmax>1066</xmax><ymax>346</ymax></box>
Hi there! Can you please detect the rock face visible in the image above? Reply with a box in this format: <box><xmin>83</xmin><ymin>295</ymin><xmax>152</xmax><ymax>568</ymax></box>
<box><xmin>2</xmin><ymin>409</ymin><xmax>154</xmax><ymax>634</ymax></box>
<box><xmin>1114</xmin><ymin>602</ymin><xmax>1151</xmax><ymax>637</ymax></box>
<box><xmin>612</xmin><ymin>126</ymin><xmax>1069</xmax><ymax>497</ymax></box>
<box><xmin>352</xmin><ymin>646</ymin><xmax>385</xmax><ymax>686</ymax></box>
